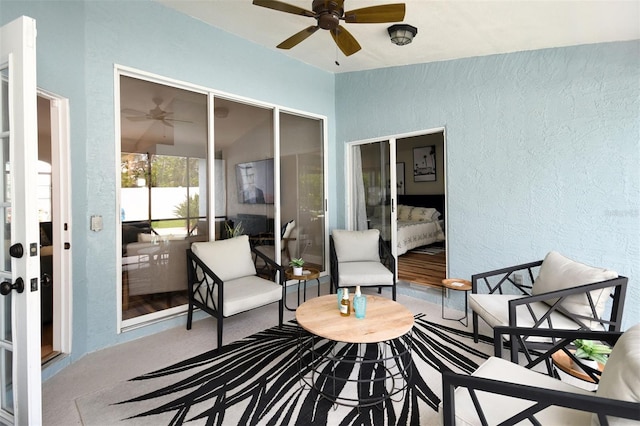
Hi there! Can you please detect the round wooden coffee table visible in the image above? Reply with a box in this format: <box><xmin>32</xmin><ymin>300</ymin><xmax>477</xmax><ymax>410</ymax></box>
<box><xmin>296</xmin><ymin>294</ymin><xmax>414</xmax><ymax>407</ymax></box>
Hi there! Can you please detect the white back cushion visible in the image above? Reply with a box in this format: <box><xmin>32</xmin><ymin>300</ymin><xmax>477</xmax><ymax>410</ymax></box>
<box><xmin>332</xmin><ymin>229</ymin><xmax>380</xmax><ymax>262</ymax></box>
<box><xmin>191</xmin><ymin>235</ymin><xmax>256</xmax><ymax>281</ymax></box>
<box><xmin>593</xmin><ymin>324</ymin><xmax>640</xmax><ymax>425</ymax></box>
<box><xmin>532</xmin><ymin>251</ymin><xmax>618</xmax><ymax>324</ymax></box>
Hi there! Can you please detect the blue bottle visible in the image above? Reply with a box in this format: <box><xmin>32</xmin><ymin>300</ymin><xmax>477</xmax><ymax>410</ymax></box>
<box><xmin>353</xmin><ymin>285</ymin><xmax>366</xmax><ymax>319</ymax></box>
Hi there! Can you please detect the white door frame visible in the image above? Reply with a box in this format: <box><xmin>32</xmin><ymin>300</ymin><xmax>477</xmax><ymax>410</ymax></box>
<box><xmin>0</xmin><ymin>15</ymin><xmax>42</xmax><ymax>425</ymax></box>
<box><xmin>345</xmin><ymin>127</ymin><xmax>448</xmax><ymax>275</ymax></box>
<box><xmin>38</xmin><ymin>89</ymin><xmax>72</xmax><ymax>356</ymax></box>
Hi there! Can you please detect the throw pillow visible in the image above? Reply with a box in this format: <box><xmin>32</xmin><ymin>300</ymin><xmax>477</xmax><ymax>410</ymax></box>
<box><xmin>592</xmin><ymin>324</ymin><xmax>640</xmax><ymax>425</ymax></box>
<box><xmin>332</xmin><ymin>229</ymin><xmax>380</xmax><ymax>263</ymax></box>
<box><xmin>532</xmin><ymin>251</ymin><xmax>618</xmax><ymax>328</ymax></box>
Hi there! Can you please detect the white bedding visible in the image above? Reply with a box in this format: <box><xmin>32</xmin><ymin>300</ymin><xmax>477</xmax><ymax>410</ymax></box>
<box><xmin>368</xmin><ymin>204</ymin><xmax>445</xmax><ymax>255</ymax></box>
<box><xmin>396</xmin><ymin>219</ymin><xmax>445</xmax><ymax>256</ymax></box>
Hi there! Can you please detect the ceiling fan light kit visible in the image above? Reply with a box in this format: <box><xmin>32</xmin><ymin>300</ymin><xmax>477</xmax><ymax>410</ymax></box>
<box><xmin>388</xmin><ymin>24</ymin><xmax>417</xmax><ymax>46</ymax></box>
<box><xmin>253</xmin><ymin>0</ymin><xmax>406</xmax><ymax>57</ymax></box>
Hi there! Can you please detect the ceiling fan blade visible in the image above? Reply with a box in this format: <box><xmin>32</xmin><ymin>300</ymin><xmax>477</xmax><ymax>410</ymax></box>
<box><xmin>252</xmin><ymin>0</ymin><xmax>315</xmax><ymax>18</ymax></box>
<box><xmin>121</xmin><ymin>108</ymin><xmax>146</xmax><ymax>116</ymax></box>
<box><xmin>331</xmin><ymin>25</ymin><xmax>361</xmax><ymax>57</ymax></box>
<box><xmin>277</xmin><ymin>26</ymin><xmax>319</xmax><ymax>50</ymax></box>
<box><xmin>164</xmin><ymin>118</ymin><xmax>193</xmax><ymax>124</ymax></box>
<box><xmin>161</xmin><ymin>120</ymin><xmax>174</xmax><ymax>128</ymax></box>
<box><xmin>126</xmin><ymin>116</ymin><xmax>151</xmax><ymax>122</ymax></box>
<box><xmin>344</xmin><ymin>4</ymin><xmax>406</xmax><ymax>23</ymax></box>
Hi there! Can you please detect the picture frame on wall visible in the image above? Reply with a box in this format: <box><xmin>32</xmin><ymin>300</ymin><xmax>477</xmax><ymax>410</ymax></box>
<box><xmin>236</xmin><ymin>159</ymin><xmax>274</xmax><ymax>204</ymax></box>
<box><xmin>396</xmin><ymin>162</ymin><xmax>405</xmax><ymax>195</ymax></box>
<box><xmin>413</xmin><ymin>145</ymin><xmax>436</xmax><ymax>182</ymax></box>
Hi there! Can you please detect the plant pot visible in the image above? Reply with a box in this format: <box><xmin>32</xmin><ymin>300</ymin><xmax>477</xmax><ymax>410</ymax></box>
<box><xmin>293</xmin><ymin>267</ymin><xmax>303</xmax><ymax>276</ymax></box>
<box><xmin>572</xmin><ymin>358</ymin><xmax>599</xmax><ymax>375</ymax></box>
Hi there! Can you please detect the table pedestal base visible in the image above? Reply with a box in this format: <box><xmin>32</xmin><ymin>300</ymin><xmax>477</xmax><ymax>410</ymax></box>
<box><xmin>296</xmin><ymin>331</ymin><xmax>413</xmax><ymax>408</ymax></box>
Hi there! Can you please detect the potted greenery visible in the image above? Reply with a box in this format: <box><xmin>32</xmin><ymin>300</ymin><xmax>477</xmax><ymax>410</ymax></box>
<box><xmin>289</xmin><ymin>258</ymin><xmax>305</xmax><ymax>276</ymax></box>
<box><xmin>572</xmin><ymin>339</ymin><xmax>612</xmax><ymax>372</ymax></box>
<box><xmin>224</xmin><ymin>221</ymin><xmax>244</xmax><ymax>238</ymax></box>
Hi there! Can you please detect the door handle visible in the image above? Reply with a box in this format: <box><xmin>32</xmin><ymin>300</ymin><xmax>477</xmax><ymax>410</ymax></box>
<box><xmin>0</xmin><ymin>278</ymin><xmax>25</xmax><ymax>296</ymax></box>
<box><xmin>9</xmin><ymin>243</ymin><xmax>24</xmax><ymax>258</ymax></box>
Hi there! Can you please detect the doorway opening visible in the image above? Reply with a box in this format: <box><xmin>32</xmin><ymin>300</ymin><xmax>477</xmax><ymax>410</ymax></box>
<box><xmin>347</xmin><ymin>129</ymin><xmax>447</xmax><ymax>288</ymax></box>
<box><xmin>37</xmin><ymin>91</ymin><xmax>72</xmax><ymax>364</ymax></box>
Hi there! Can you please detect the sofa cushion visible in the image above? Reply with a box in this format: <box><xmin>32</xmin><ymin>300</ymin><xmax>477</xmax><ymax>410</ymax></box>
<box><xmin>332</xmin><ymin>229</ymin><xmax>380</xmax><ymax>263</ymax></box>
<box><xmin>532</xmin><ymin>251</ymin><xmax>617</xmax><ymax>327</ymax></box>
<box><xmin>191</xmin><ymin>235</ymin><xmax>256</xmax><ymax>282</ymax></box>
<box><xmin>592</xmin><ymin>324</ymin><xmax>640</xmax><ymax>425</ymax></box>
<box><xmin>336</xmin><ymin>261</ymin><xmax>393</xmax><ymax>286</ymax></box>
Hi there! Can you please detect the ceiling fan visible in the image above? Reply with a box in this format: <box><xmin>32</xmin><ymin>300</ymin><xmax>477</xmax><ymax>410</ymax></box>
<box><xmin>253</xmin><ymin>0</ymin><xmax>406</xmax><ymax>56</ymax></box>
<box><xmin>122</xmin><ymin>97</ymin><xmax>192</xmax><ymax>127</ymax></box>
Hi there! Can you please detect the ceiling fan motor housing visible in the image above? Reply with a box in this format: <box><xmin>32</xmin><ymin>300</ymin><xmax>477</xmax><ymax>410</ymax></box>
<box><xmin>313</xmin><ymin>0</ymin><xmax>343</xmax><ymax>30</ymax></box>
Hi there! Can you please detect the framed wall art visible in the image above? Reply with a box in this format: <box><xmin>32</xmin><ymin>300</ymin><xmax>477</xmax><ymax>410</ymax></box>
<box><xmin>413</xmin><ymin>145</ymin><xmax>436</xmax><ymax>182</ymax></box>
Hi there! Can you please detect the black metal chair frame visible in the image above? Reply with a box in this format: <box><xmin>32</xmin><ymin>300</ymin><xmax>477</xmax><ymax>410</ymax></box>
<box><xmin>186</xmin><ymin>245</ymin><xmax>285</xmax><ymax>349</ymax></box>
<box><xmin>442</xmin><ymin>326</ymin><xmax>639</xmax><ymax>426</ymax></box>
<box><xmin>329</xmin><ymin>235</ymin><xmax>397</xmax><ymax>300</ymax></box>
<box><xmin>471</xmin><ymin>260</ymin><xmax>628</xmax><ymax>361</ymax></box>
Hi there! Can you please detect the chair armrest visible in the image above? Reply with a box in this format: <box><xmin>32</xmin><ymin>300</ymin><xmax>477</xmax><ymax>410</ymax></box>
<box><xmin>251</xmin><ymin>244</ymin><xmax>286</xmax><ymax>284</ymax></box>
<box><xmin>493</xmin><ymin>325</ymin><xmax>622</xmax><ymax>377</ymax></box>
<box><xmin>187</xmin><ymin>249</ymin><xmax>223</xmax><ymax>287</ymax></box>
<box><xmin>471</xmin><ymin>260</ymin><xmax>543</xmax><ymax>295</ymax></box>
<box><xmin>507</xmin><ymin>276</ymin><xmax>628</xmax><ymax>330</ymax></box>
<box><xmin>441</xmin><ymin>369</ymin><xmax>640</xmax><ymax>426</ymax></box>
<box><xmin>378</xmin><ymin>236</ymin><xmax>396</xmax><ymax>275</ymax></box>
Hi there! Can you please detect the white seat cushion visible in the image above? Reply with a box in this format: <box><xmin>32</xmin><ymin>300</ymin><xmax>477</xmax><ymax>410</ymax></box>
<box><xmin>469</xmin><ymin>294</ymin><xmax>592</xmax><ymax>341</ymax></box>
<box><xmin>192</xmin><ymin>236</ymin><xmax>256</xmax><ymax>282</ymax></box>
<box><xmin>532</xmin><ymin>251</ymin><xmax>618</xmax><ymax>328</ymax></box>
<box><xmin>593</xmin><ymin>324</ymin><xmax>640</xmax><ymax>425</ymax></box>
<box><xmin>195</xmin><ymin>275</ymin><xmax>282</xmax><ymax>317</ymax></box>
<box><xmin>441</xmin><ymin>356</ymin><xmax>593</xmax><ymax>426</ymax></box>
<box><xmin>336</xmin><ymin>261</ymin><xmax>393</xmax><ymax>287</ymax></box>
<box><xmin>332</xmin><ymin>229</ymin><xmax>380</xmax><ymax>262</ymax></box>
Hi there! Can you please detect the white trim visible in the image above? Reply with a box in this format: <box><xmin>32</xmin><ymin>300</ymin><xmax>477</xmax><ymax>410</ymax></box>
<box><xmin>345</xmin><ymin>126</ymin><xmax>449</xmax><ymax>277</ymax></box>
<box><xmin>114</xmin><ymin>65</ymin><xmax>330</xmax><ymax>333</ymax></box>
<box><xmin>37</xmin><ymin>88</ymin><xmax>73</xmax><ymax>355</ymax></box>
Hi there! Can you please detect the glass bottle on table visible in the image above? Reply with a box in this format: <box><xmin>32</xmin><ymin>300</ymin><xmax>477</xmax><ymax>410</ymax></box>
<box><xmin>353</xmin><ymin>285</ymin><xmax>366</xmax><ymax>319</ymax></box>
<box><xmin>340</xmin><ymin>288</ymin><xmax>350</xmax><ymax>317</ymax></box>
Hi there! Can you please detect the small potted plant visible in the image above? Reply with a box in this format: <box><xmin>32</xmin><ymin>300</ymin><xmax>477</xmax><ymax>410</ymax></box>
<box><xmin>289</xmin><ymin>258</ymin><xmax>305</xmax><ymax>276</ymax></box>
<box><xmin>572</xmin><ymin>338</ymin><xmax>612</xmax><ymax>372</ymax></box>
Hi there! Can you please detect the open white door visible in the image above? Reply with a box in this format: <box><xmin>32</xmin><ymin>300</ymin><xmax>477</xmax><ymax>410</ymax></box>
<box><xmin>0</xmin><ymin>16</ymin><xmax>43</xmax><ymax>425</ymax></box>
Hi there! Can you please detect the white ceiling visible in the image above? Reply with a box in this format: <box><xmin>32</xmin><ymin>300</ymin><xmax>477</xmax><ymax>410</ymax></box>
<box><xmin>156</xmin><ymin>0</ymin><xmax>640</xmax><ymax>73</ymax></box>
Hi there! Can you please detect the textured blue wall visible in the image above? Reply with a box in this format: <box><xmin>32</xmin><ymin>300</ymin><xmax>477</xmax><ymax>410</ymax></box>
<box><xmin>2</xmin><ymin>0</ymin><xmax>336</xmax><ymax>372</ymax></box>
<box><xmin>336</xmin><ymin>41</ymin><xmax>640</xmax><ymax>328</ymax></box>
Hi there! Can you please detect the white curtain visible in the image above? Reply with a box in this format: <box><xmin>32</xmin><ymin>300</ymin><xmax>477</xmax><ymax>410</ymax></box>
<box><xmin>353</xmin><ymin>145</ymin><xmax>368</xmax><ymax>230</ymax></box>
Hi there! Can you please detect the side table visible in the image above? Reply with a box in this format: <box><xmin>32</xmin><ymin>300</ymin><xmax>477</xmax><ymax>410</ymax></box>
<box><xmin>551</xmin><ymin>350</ymin><xmax>603</xmax><ymax>386</ymax></box>
<box><xmin>441</xmin><ymin>278</ymin><xmax>472</xmax><ymax>327</ymax></box>
<box><xmin>285</xmin><ymin>267</ymin><xmax>320</xmax><ymax>311</ymax></box>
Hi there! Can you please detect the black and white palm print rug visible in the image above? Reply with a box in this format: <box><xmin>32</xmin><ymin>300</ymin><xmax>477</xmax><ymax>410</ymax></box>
<box><xmin>76</xmin><ymin>315</ymin><xmax>494</xmax><ymax>425</ymax></box>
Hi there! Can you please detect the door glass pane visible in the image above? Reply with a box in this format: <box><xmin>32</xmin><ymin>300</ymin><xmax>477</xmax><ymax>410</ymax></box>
<box><xmin>352</xmin><ymin>142</ymin><xmax>392</xmax><ymax>241</ymax></box>
<box><xmin>0</xmin><ymin>66</ymin><xmax>13</xmax><ymax>416</ymax></box>
<box><xmin>120</xmin><ymin>75</ymin><xmax>208</xmax><ymax>322</ymax></box>
<box><xmin>214</xmin><ymin>98</ymin><xmax>274</xmax><ymax>267</ymax></box>
<box><xmin>280</xmin><ymin>112</ymin><xmax>325</xmax><ymax>271</ymax></box>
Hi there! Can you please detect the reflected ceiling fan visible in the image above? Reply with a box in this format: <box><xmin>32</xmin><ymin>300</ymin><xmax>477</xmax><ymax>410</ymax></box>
<box><xmin>122</xmin><ymin>97</ymin><xmax>192</xmax><ymax>127</ymax></box>
<box><xmin>253</xmin><ymin>0</ymin><xmax>406</xmax><ymax>56</ymax></box>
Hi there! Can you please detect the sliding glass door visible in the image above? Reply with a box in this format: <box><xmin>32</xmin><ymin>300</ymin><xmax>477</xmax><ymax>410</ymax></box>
<box><xmin>280</xmin><ymin>111</ymin><xmax>326</xmax><ymax>271</ymax></box>
<box><xmin>119</xmin><ymin>75</ymin><xmax>208</xmax><ymax>323</ymax></box>
<box><xmin>118</xmin><ymin>69</ymin><xmax>329</xmax><ymax>329</ymax></box>
<box><xmin>351</xmin><ymin>141</ymin><xmax>394</xmax><ymax>246</ymax></box>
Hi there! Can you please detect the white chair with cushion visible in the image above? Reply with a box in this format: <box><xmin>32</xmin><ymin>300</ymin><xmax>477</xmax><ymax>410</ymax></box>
<box><xmin>441</xmin><ymin>324</ymin><xmax>640</xmax><ymax>425</ymax></box>
<box><xmin>469</xmin><ymin>251</ymin><xmax>628</xmax><ymax>361</ymax></box>
<box><xmin>186</xmin><ymin>235</ymin><xmax>284</xmax><ymax>348</ymax></box>
<box><xmin>330</xmin><ymin>229</ymin><xmax>396</xmax><ymax>300</ymax></box>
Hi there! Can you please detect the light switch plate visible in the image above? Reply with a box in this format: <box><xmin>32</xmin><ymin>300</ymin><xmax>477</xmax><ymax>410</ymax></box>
<box><xmin>90</xmin><ymin>215</ymin><xmax>103</xmax><ymax>232</ymax></box>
